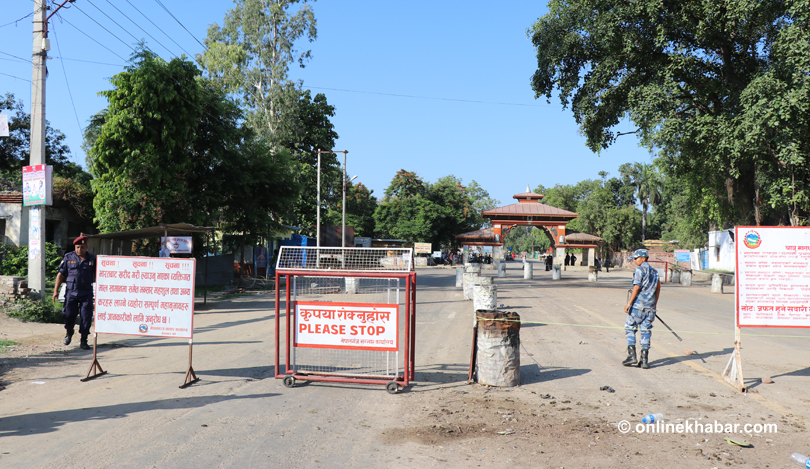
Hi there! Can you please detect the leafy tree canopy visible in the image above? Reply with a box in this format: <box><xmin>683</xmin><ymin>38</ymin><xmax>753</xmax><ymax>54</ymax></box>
<box><xmin>374</xmin><ymin>170</ymin><xmax>481</xmax><ymax>248</ymax></box>
<box><xmin>531</xmin><ymin>0</ymin><xmax>810</xmax><ymax>226</ymax></box>
<box><xmin>88</xmin><ymin>48</ymin><xmax>299</xmax><ymax>254</ymax></box>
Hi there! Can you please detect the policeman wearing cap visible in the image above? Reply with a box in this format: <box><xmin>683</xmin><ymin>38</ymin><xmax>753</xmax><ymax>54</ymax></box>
<box><xmin>52</xmin><ymin>235</ymin><xmax>97</xmax><ymax>350</ymax></box>
<box><xmin>622</xmin><ymin>248</ymin><xmax>660</xmax><ymax>369</ymax></box>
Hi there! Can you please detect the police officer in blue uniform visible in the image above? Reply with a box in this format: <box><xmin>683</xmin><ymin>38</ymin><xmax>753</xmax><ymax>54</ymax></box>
<box><xmin>52</xmin><ymin>235</ymin><xmax>97</xmax><ymax>350</ymax></box>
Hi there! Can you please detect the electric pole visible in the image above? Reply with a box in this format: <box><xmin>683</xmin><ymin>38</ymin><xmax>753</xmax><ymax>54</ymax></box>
<box><xmin>28</xmin><ymin>0</ymin><xmax>48</xmax><ymax>298</ymax></box>
<box><xmin>28</xmin><ymin>0</ymin><xmax>75</xmax><ymax>298</ymax></box>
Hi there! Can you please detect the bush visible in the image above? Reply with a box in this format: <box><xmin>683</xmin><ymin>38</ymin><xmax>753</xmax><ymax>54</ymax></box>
<box><xmin>4</xmin><ymin>297</ymin><xmax>63</xmax><ymax>323</ymax></box>
<box><xmin>0</xmin><ymin>242</ymin><xmax>62</xmax><ymax>279</ymax></box>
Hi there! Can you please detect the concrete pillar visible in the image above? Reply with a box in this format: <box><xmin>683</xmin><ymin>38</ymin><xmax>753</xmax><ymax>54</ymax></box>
<box><xmin>681</xmin><ymin>270</ymin><xmax>692</xmax><ymax>286</ymax></box>
<box><xmin>711</xmin><ymin>274</ymin><xmax>724</xmax><ymax>293</ymax></box>
<box><xmin>455</xmin><ymin>267</ymin><xmax>464</xmax><ymax>287</ymax></box>
<box><xmin>345</xmin><ymin>277</ymin><xmax>358</xmax><ymax>294</ymax></box>
<box><xmin>552</xmin><ymin>264</ymin><xmax>561</xmax><ymax>280</ymax></box>
<box><xmin>556</xmin><ymin>246</ymin><xmax>566</xmax><ymax>270</ymax></box>
<box><xmin>497</xmin><ymin>262</ymin><xmax>506</xmax><ymax>278</ymax></box>
<box><xmin>588</xmin><ymin>266</ymin><xmax>597</xmax><ymax>282</ymax></box>
<box><xmin>523</xmin><ymin>261</ymin><xmax>533</xmax><ymax>279</ymax></box>
<box><xmin>587</xmin><ymin>248</ymin><xmax>595</xmax><ymax>267</ymax></box>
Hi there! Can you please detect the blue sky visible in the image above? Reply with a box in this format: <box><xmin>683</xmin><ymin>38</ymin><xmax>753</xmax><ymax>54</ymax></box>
<box><xmin>1</xmin><ymin>0</ymin><xmax>655</xmax><ymax>208</ymax></box>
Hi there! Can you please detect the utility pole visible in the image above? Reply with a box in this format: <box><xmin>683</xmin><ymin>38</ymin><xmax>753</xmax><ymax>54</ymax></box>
<box><xmin>27</xmin><ymin>0</ymin><xmax>48</xmax><ymax>298</ymax></box>
<box><xmin>28</xmin><ymin>0</ymin><xmax>74</xmax><ymax>298</ymax></box>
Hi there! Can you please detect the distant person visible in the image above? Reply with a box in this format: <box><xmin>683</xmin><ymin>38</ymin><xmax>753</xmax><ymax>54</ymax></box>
<box><xmin>564</xmin><ymin>253</ymin><xmax>570</xmax><ymax>266</ymax></box>
<box><xmin>545</xmin><ymin>255</ymin><xmax>552</xmax><ymax>271</ymax></box>
<box><xmin>622</xmin><ymin>249</ymin><xmax>661</xmax><ymax>369</ymax></box>
<box><xmin>159</xmin><ymin>240</ymin><xmax>171</xmax><ymax>258</ymax></box>
<box><xmin>52</xmin><ymin>236</ymin><xmax>96</xmax><ymax>350</ymax></box>
<box><xmin>571</xmin><ymin>253</ymin><xmax>577</xmax><ymax>266</ymax></box>
<box><xmin>604</xmin><ymin>257</ymin><xmax>611</xmax><ymax>273</ymax></box>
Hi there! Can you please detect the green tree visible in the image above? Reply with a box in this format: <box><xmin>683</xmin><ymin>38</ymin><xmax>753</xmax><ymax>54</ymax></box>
<box><xmin>324</xmin><ymin>181</ymin><xmax>377</xmax><ymax>237</ymax></box>
<box><xmin>619</xmin><ymin>163</ymin><xmax>663</xmax><ymax>241</ymax></box>
<box><xmin>374</xmin><ymin>170</ymin><xmax>476</xmax><ymax>248</ymax></box>
<box><xmin>90</xmin><ymin>50</ymin><xmax>202</xmax><ymax>241</ymax></box>
<box><xmin>0</xmin><ymin>93</ymin><xmax>75</xmax><ymax>176</ymax></box>
<box><xmin>89</xmin><ymin>49</ymin><xmax>299</xmax><ymax>254</ymax></box>
<box><xmin>530</xmin><ymin>0</ymin><xmax>810</xmax><ymax>226</ymax></box>
<box><xmin>198</xmin><ymin>0</ymin><xmax>317</xmax><ymax>139</ymax></box>
<box><xmin>436</xmin><ymin>175</ymin><xmax>500</xmax><ymax>229</ymax></box>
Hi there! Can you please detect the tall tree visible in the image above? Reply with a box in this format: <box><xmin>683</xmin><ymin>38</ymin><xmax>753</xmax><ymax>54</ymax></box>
<box><xmin>530</xmin><ymin>0</ymin><xmax>810</xmax><ymax>226</ymax></box>
<box><xmin>374</xmin><ymin>170</ymin><xmax>476</xmax><ymax>248</ymax></box>
<box><xmin>198</xmin><ymin>0</ymin><xmax>317</xmax><ymax>139</ymax></box>
<box><xmin>89</xmin><ymin>49</ymin><xmax>299</xmax><ymax>253</ymax></box>
<box><xmin>619</xmin><ymin>162</ymin><xmax>663</xmax><ymax>241</ymax></box>
<box><xmin>436</xmin><ymin>175</ymin><xmax>500</xmax><ymax>229</ymax></box>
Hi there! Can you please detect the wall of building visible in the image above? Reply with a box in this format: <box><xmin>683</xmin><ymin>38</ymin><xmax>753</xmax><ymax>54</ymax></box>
<box><xmin>708</xmin><ymin>230</ymin><xmax>735</xmax><ymax>272</ymax></box>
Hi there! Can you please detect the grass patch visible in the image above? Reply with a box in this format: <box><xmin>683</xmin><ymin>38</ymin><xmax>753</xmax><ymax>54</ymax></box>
<box><xmin>3</xmin><ymin>298</ymin><xmax>62</xmax><ymax>323</ymax></box>
<box><xmin>0</xmin><ymin>340</ymin><xmax>17</xmax><ymax>354</ymax></box>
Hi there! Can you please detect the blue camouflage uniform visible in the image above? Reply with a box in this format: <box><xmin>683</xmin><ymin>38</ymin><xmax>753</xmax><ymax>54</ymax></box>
<box><xmin>58</xmin><ymin>251</ymin><xmax>97</xmax><ymax>335</ymax></box>
<box><xmin>625</xmin><ymin>261</ymin><xmax>659</xmax><ymax>349</ymax></box>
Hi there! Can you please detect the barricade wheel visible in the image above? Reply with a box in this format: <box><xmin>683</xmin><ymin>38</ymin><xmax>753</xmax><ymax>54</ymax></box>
<box><xmin>283</xmin><ymin>376</ymin><xmax>296</xmax><ymax>388</ymax></box>
<box><xmin>386</xmin><ymin>381</ymin><xmax>399</xmax><ymax>394</ymax></box>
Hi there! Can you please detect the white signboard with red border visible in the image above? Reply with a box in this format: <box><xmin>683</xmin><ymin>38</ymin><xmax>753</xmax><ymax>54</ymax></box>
<box><xmin>160</xmin><ymin>236</ymin><xmax>193</xmax><ymax>254</ymax></box>
<box><xmin>736</xmin><ymin>226</ymin><xmax>810</xmax><ymax>328</ymax></box>
<box><xmin>94</xmin><ymin>256</ymin><xmax>196</xmax><ymax>338</ymax></box>
<box><xmin>294</xmin><ymin>301</ymin><xmax>398</xmax><ymax>351</ymax></box>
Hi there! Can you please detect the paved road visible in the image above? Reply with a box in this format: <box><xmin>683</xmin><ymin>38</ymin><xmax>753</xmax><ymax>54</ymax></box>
<box><xmin>0</xmin><ymin>262</ymin><xmax>808</xmax><ymax>468</ymax></box>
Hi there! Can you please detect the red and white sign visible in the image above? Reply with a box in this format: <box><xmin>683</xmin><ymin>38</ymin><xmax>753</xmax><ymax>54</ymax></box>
<box><xmin>294</xmin><ymin>301</ymin><xmax>398</xmax><ymax>351</ymax></box>
<box><xmin>160</xmin><ymin>236</ymin><xmax>193</xmax><ymax>254</ymax></box>
<box><xmin>736</xmin><ymin>226</ymin><xmax>810</xmax><ymax>328</ymax></box>
<box><xmin>22</xmin><ymin>164</ymin><xmax>52</xmax><ymax>206</ymax></box>
<box><xmin>94</xmin><ymin>256</ymin><xmax>196</xmax><ymax>338</ymax></box>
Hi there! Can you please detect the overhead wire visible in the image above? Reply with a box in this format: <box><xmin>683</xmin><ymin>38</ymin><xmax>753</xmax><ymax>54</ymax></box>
<box><xmin>0</xmin><ymin>12</ymin><xmax>34</xmax><ymax>29</ymax></box>
<box><xmin>124</xmin><ymin>0</ymin><xmax>191</xmax><ymax>57</ymax></box>
<box><xmin>51</xmin><ymin>20</ymin><xmax>84</xmax><ymax>144</ymax></box>
<box><xmin>0</xmin><ymin>72</ymin><xmax>32</xmax><ymax>82</ymax></box>
<box><xmin>152</xmin><ymin>0</ymin><xmax>206</xmax><ymax>50</ymax></box>
<box><xmin>72</xmin><ymin>3</ymin><xmax>136</xmax><ymax>54</ymax></box>
<box><xmin>84</xmin><ymin>0</ymin><xmax>143</xmax><ymax>45</ymax></box>
<box><xmin>55</xmin><ymin>4</ymin><xmax>243</xmax><ymax>135</ymax></box>
<box><xmin>306</xmin><ymin>85</ymin><xmax>553</xmax><ymax>108</ymax></box>
<box><xmin>0</xmin><ymin>50</ymin><xmax>33</xmax><ymax>64</ymax></box>
<box><xmin>101</xmin><ymin>0</ymin><xmax>177</xmax><ymax>58</ymax></box>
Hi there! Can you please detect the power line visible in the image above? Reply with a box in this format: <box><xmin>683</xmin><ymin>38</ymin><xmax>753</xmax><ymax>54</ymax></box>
<box><xmin>0</xmin><ymin>12</ymin><xmax>34</xmax><ymax>29</ymax></box>
<box><xmin>54</xmin><ymin>56</ymin><xmax>125</xmax><ymax>67</ymax></box>
<box><xmin>0</xmin><ymin>72</ymin><xmax>31</xmax><ymax>82</ymax></box>
<box><xmin>58</xmin><ymin>15</ymin><xmax>129</xmax><ymax>63</ymax></box>
<box><xmin>124</xmin><ymin>0</ymin><xmax>191</xmax><ymax>57</ymax></box>
<box><xmin>51</xmin><ymin>21</ymin><xmax>84</xmax><ymax>143</ymax></box>
<box><xmin>72</xmin><ymin>4</ymin><xmax>135</xmax><ymax>53</ymax></box>
<box><xmin>0</xmin><ymin>50</ymin><xmax>33</xmax><ymax>64</ymax></box>
<box><xmin>85</xmin><ymin>0</ymin><xmax>142</xmax><ymax>45</ymax></box>
<box><xmin>152</xmin><ymin>0</ymin><xmax>205</xmax><ymax>50</ymax></box>
<box><xmin>102</xmin><ymin>0</ymin><xmax>177</xmax><ymax>58</ymax></box>
<box><xmin>306</xmin><ymin>86</ymin><xmax>552</xmax><ymax>108</ymax></box>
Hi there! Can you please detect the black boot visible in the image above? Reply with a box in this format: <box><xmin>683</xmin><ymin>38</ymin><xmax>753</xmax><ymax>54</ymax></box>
<box><xmin>640</xmin><ymin>349</ymin><xmax>649</xmax><ymax>369</ymax></box>
<box><xmin>80</xmin><ymin>334</ymin><xmax>91</xmax><ymax>350</ymax></box>
<box><xmin>63</xmin><ymin>330</ymin><xmax>74</xmax><ymax>346</ymax></box>
<box><xmin>621</xmin><ymin>345</ymin><xmax>637</xmax><ymax>366</ymax></box>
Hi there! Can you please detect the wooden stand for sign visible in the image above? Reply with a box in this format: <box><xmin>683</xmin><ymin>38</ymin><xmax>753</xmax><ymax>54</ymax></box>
<box><xmin>180</xmin><ymin>339</ymin><xmax>199</xmax><ymax>389</ymax></box>
<box><xmin>81</xmin><ymin>334</ymin><xmax>107</xmax><ymax>382</ymax></box>
<box><xmin>467</xmin><ymin>322</ymin><xmax>478</xmax><ymax>384</ymax></box>
<box><xmin>722</xmin><ymin>326</ymin><xmax>745</xmax><ymax>392</ymax></box>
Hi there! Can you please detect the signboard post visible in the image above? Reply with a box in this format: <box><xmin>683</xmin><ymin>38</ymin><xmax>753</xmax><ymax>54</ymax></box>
<box><xmin>724</xmin><ymin>226</ymin><xmax>810</xmax><ymax>391</ymax></box>
<box><xmin>89</xmin><ymin>255</ymin><xmax>199</xmax><ymax>387</ymax></box>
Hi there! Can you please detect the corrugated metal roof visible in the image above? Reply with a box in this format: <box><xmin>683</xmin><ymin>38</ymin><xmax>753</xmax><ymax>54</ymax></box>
<box><xmin>482</xmin><ymin>203</ymin><xmax>577</xmax><ymax>217</ymax></box>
